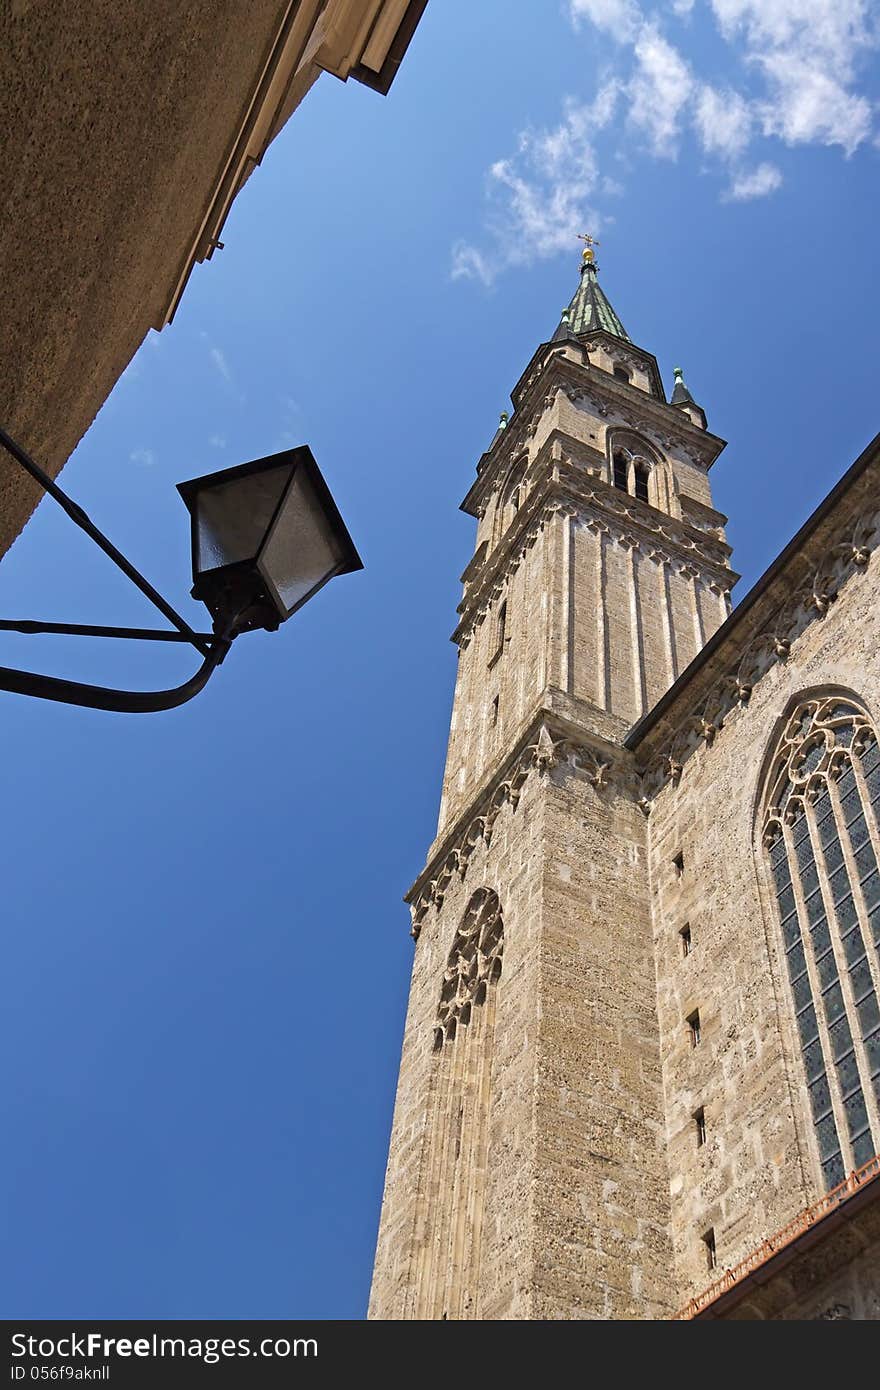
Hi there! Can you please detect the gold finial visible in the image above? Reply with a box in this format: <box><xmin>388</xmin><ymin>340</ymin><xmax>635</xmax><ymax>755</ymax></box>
<box><xmin>577</xmin><ymin>232</ymin><xmax>600</xmax><ymax>263</ymax></box>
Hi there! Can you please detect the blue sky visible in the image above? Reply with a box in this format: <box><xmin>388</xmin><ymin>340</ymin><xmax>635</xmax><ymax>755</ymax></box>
<box><xmin>2</xmin><ymin>1</ymin><xmax>879</xmax><ymax>1319</ymax></box>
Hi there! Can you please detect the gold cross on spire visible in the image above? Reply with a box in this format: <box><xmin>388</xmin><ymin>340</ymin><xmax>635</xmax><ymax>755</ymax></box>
<box><xmin>577</xmin><ymin>232</ymin><xmax>600</xmax><ymax>263</ymax></box>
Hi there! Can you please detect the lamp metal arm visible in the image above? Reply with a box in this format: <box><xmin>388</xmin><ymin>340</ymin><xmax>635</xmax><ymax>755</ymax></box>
<box><xmin>0</xmin><ymin>636</ymin><xmax>231</xmax><ymax>713</ymax></box>
<box><xmin>0</xmin><ymin>425</ymin><xmax>211</xmax><ymax>656</ymax></box>
<box><xmin>0</xmin><ymin>619</ymin><xmax>217</xmax><ymax>642</ymax></box>
<box><xmin>0</xmin><ymin>423</ymin><xmax>240</xmax><ymax>711</ymax></box>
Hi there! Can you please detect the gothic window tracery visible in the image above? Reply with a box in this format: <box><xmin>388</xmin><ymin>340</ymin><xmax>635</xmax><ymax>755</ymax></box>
<box><xmin>412</xmin><ymin>888</ymin><xmax>504</xmax><ymax>1318</ymax></box>
<box><xmin>434</xmin><ymin>888</ymin><xmax>503</xmax><ymax>1049</ymax></box>
<box><xmin>608</xmin><ymin>433</ymin><xmax>664</xmax><ymax>509</ymax></box>
<box><xmin>763</xmin><ymin>695</ymin><xmax>880</xmax><ymax>1189</ymax></box>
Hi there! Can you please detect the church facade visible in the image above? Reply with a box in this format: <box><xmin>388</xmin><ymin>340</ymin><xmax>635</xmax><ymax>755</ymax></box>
<box><xmin>369</xmin><ymin>247</ymin><xmax>880</xmax><ymax>1320</ymax></box>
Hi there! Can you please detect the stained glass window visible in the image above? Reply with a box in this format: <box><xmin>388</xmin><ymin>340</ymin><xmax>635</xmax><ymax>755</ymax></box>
<box><xmin>763</xmin><ymin>696</ymin><xmax>880</xmax><ymax>1189</ymax></box>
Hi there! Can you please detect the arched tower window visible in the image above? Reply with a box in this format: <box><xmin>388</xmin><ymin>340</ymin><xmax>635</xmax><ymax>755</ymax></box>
<box><xmin>608</xmin><ymin>433</ymin><xmax>666</xmax><ymax>509</ymax></box>
<box><xmin>489</xmin><ymin>598</ymin><xmax>507</xmax><ymax>665</ymax></box>
<box><xmin>495</xmin><ymin>457</ymin><xmax>528</xmax><ymax>543</ymax></box>
<box><xmin>613</xmin><ymin>364</ymin><xmax>631</xmax><ymax>383</ymax></box>
<box><xmin>762</xmin><ymin>694</ymin><xmax>880</xmax><ymax>1190</ymax></box>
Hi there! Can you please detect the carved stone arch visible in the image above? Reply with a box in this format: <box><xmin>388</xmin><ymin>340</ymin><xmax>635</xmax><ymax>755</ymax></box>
<box><xmin>754</xmin><ymin>686</ymin><xmax>880</xmax><ymax>1193</ymax></box>
<box><xmin>410</xmin><ymin>886</ymin><xmax>504</xmax><ymax>1318</ymax></box>
<box><xmin>493</xmin><ymin>454</ymin><xmax>529</xmax><ymax>544</ymax></box>
<box><xmin>606</xmin><ymin>429</ymin><xmax>669</xmax><ymax>511</ymax></box>
<box><xmin>753</xmin><ymin>685</ymin><xmax>877</xmax><ymax>835</ymax></box>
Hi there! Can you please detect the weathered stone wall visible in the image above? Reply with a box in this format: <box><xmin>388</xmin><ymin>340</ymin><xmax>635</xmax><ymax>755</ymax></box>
<box><xmin>369</xmin><ymin>774</ymin><xmax>546</xmax><ymax>1319</ymax></box>
<box><xmin>439</xmin><ymin>523</ymin><xmax>553</xmax><ymax>832</ymax></box>
<box><xmin>370</xmin><ymin>735</ymin><xmax>677</xmax><ymax>1319</ymax></box>
<box><xmin>0</xmin><ymin>2</ymin><xmax>296</xmax><ymax>557</ymax></box>
<box><xmin>646</xmin><ymin>549</ymin><xmax>880</xmax><ymax>1306</ymax></box>
<box><xmin>374</xmin><ymin>296</ymin><xmax>880</xmax><ymax>1322</ymax></box>
<box><xmin>531</xmin><ymin>762</ymin><xmax>674</xmax><ymax>1318</ymax></box>
<box><xmin>376</xmin><ymin>323</ymin><xmax>743</xmax><ymax>1319</ymax></box>
<box><xmin>440</xmin><ymin>430</ymin><xmax>730</xmax><ymax>835</ymax></box>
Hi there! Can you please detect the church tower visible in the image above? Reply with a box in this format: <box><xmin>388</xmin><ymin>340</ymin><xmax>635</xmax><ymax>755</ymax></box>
<box><xmin>370</xmin><ymin>245</ymin><xmax>738</xmax><ymax>1319</ymax></box>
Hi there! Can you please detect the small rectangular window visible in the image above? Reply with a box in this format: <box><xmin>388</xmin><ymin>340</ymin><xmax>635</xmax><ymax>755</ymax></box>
<box><xmin>680</xmin><ymin>925</ymin><xmax>692</xmax><ymax>957</ymax></box>
<box><xmin>687</xmin><ymin>1009</ymin><xmax>701</xmax><ymax>1048</ymax></box>
<box><xmin>694</xmin><ymin>1107</ymin><xmax>706</xmax><ymax>1147</ymax></box>
<box><xmin>673</xmin><ymin>851</ymin><xmax>684</xmax><ymax>878</ymax></box>
<box><xmin>490</xmin><ymin>694</ymin><xmax>499</xmax><ymax>726</ymax></box>
<box><xmin>703</xmin><ymin>1228</ymin><xmax>717</xmax><ymax>1271</ymax></box>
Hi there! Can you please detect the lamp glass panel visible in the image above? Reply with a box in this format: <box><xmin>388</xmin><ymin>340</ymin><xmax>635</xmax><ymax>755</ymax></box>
<box><xmin>259</xmin><ymin>466</ymin><xmax>344</xmax><ymax>614</ymax></box>
<box><xmin>195</xmin><ymin>464</ymin><xmax>292</xmax><ymax>573</ymax></box>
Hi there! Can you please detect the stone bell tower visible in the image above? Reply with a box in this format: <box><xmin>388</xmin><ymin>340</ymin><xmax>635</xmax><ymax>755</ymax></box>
<box><xmin>369</xmin><ymin>245</ymin><xmax>738</xmax><ymax>1320</ymax></box>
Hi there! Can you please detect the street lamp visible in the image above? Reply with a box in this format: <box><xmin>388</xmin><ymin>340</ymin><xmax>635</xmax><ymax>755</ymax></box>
<box><xmin>177</xmin><ymin>448</ymin><xmax>361</xmax><ymax>637</ymax></box>
<box><xmin>0</xmin><ymin>427</ymin><xmax>362</xmax><ymax>714</ymax></box>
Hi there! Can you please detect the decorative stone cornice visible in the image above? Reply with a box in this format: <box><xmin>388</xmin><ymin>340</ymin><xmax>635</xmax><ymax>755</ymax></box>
<box><xmin>454</xmin><ymin>455</ymin><xmax>737</xmax><ymax>649</ymax></box>
<box><xmin>462</xmin><ymin>350</ymin><xmax>725</xmax><ymax>519</ymax></box>
<box><xmin>557</xmin><ymin>377</ymin><xmax>714</xmax><ymax>462</ymax></box>
<box><xmin>406</xmin><ymin>715</ymin><xmax>620</xmax><ymax>940</ymax></box>
<box><xmin>633</xmin><ymin>494</ymin><xmax>880</xmax><ymax>811</ymax></box>
<box><xmin>570</xmin><ymin>331</ymin><xmax>666</xmax><ymax>402</ymax></box>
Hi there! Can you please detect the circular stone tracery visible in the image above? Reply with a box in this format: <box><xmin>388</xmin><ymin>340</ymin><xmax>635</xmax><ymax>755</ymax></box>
<box><xmin>763</xmin><ymin>696</ymin><xmax>875</xmax><ymax>844</ymax></box>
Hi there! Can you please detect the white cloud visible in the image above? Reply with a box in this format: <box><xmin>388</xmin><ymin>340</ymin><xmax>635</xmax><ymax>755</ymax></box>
<box><xmin>209</xmin><ymin>346</ymin><xmax>232</xmax><ymax>384</ymax></box>
<box><xmin>628</xmin><ymin>26</ymin><xmax>694</xmax><ymax>156</ymax></box>
<box><xmin>452</xmin><ymin>0</ymin><xmax>877</xmax><ymax>283</ymax></box>
<box><xmin>568</xmin><ymin>0</ymin><xmax>643</xmax><ymax>42</ymax></box>
<box><xmin>451</xmin><ymin>95</ymin><xmax>615</xmax><ymax>283</ymax></box>
<box><xmin>711</xmin><ymin>0</ymin><xmax>877</xmax><ymax>152</ymax></box>
<box><xmin>694</xmin><ymin>84</ymin><xmax>752</xmax><ymax>158</ymax></box>
<box><xmin>757</xmin><ymin>53</ymin><xmax>872</xmax><ymax>153</ymax></box>
<box><xmin>590</xmin><ymin>78</ymin><xmax>624</xmax><ymax>130</ymax></box>
<box><xmin>451</xmin><ymin>244</ymin><xmax>495</xmax><ymax>286</ymax></box>
<box><xmin>129</xmin><ymin>447</ymin><xmax>155</xmax><ymax>467</ymax></box>
<box><xmin>208</xmin><ymin>434</ymin><xmax>226</xmax><ymax>449</ymax></box>
<box><xmin>724</xmin><ymin>161</ymin><xmax>783</xmax><ymax>199</ymax></box>
<box><xmin>710</xmin><ymin>0</ymin><xmax>874</xmax><ymax>65</ymax></box>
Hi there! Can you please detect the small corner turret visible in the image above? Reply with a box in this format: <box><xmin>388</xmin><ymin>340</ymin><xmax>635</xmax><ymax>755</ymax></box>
<box><xmin>670</xmin><ymin>365</ymin><xmax>707</xmax><ymax>431</ymax></box>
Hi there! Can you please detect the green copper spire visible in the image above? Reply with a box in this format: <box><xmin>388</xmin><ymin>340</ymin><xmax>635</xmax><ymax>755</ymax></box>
<box><xmin>670</xmin><ymin>365</ymin><xmax>695</xmax><ymax>406</ymax></box>
<box><xmin>565</xmin><ymin>249</ymin><xmax>630</xmax><ymax>342</ymax></box>
<box><xmin>551</xmin><ymin>305</ymin><xmax>577</xmax><ymax>343</ymax></box>
<box><xmin>670</xmin><ymin>364</ymin><xmax>707</xmax><ymax>428</ymax></box>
